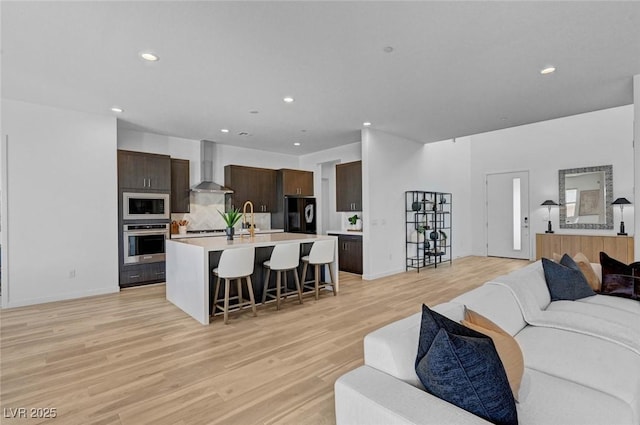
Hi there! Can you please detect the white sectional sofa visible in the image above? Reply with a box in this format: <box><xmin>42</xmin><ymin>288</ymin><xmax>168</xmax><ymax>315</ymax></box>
<box><xmin>335</xmin><ymin>260</ymin><xmax>640</xmax><ymax>425</ymax></box>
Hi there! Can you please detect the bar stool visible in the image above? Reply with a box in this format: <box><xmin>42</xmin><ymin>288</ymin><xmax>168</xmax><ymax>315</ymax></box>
<box><xmin>261</xmin><ymin>242</ymin><xmax>303</xmax><ymax>310</ymax></box>
<box><xmin>211</xmin><ymin>247</ymin><xmax>257</xmax><ymax>324</ymax></box>
<box><xmin>301</xmin><ymin>239</ymin><xmax>337</xmax><ymax>300</ymax></box>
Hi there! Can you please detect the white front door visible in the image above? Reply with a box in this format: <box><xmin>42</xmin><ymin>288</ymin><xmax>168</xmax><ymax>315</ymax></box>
<box><xmin>486</xmin><ymin>171</ymin><xmax>530</xmax><ymax>260</ymax></box>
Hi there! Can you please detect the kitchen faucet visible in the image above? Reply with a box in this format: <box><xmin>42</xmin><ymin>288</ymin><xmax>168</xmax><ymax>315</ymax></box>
<box><xmin>242</xmin><ymin>200</ymin><xmax>255</xmax><ymax>238</ymax></box>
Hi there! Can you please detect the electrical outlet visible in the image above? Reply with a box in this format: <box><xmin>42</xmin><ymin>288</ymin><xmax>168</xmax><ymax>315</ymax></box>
<box><xmin>69</xmin><ymin>269</ymin><xmax>76</xmax><ymax>278</ymax></box>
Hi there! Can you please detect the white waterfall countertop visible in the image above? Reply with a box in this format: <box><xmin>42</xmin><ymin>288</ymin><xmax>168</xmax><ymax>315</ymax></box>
<box><xmin>170</xmin><ymin>228</ymin><xmax>284</xmax><ymax>239</ymax></box>
<box><xmin>326</xmin><ymin>229</ymin><xmax>363</xmax><ymax>236</ymax></box>
<box><xmin>170</xmin><ymin>231</ymin><xmax>334</xmax><ymax>251</ymax></box>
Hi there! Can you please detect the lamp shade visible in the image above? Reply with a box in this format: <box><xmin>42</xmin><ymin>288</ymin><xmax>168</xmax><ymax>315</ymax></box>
<box><xmin>541</xmin><ymin>200</ymin><xmax>559</xmax><ymax>206</ymax></box>
<box><xmin>611</xmin><ymin>198</ymin><xmax>631</xmax><ymax>206</ymax></box>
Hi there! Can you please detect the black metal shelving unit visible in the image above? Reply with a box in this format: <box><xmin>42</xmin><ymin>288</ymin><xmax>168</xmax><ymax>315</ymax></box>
<box><xmin>405</xmin><ymin>191</ymin><xmax>452</xmax><ymax>272</ymax></box>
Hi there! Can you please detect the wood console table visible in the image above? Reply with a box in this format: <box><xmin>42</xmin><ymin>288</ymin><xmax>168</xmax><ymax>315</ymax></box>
<box><xmin>536</xmin><ymin>233</ymin><xmax>634</xmax><ymax>264</ymax></box>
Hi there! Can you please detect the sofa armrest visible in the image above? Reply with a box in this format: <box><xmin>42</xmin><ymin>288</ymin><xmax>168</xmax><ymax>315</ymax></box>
<box><xmin>335</xmin><ymin>366</ymin><xmax>492</xmax><ymax>425</ymax></box>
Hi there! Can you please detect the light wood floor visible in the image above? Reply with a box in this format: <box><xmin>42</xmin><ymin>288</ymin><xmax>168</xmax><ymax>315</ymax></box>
<box><xmin>1</xmin><ymin>256</ymin><xmax>528</xmax><ymax>425</ymax></box>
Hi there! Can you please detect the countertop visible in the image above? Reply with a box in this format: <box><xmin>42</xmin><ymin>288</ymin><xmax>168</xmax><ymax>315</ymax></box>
<box><xmin>326</xmin><ymin>229</ymin><xmax>363</xmax><ymax>236</ymax></box>
<box><xmin>168</xmin><ymin>232</ymin><xmax>337</xmax><ymax>252</ymax></box>
<box><xmin>171</xmin><ymin>228</ymin><xmax>284</xmax><ymax>239</ymax></box>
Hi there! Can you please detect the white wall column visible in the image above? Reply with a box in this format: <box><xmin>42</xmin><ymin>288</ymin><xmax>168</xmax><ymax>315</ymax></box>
<box><xmin>634</xmin><ymin>74</ymin><xmax>639</xmax><ymax>261</ymax></box>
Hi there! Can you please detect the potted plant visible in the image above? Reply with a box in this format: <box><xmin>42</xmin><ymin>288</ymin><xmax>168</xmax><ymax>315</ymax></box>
<box><xmin>218</xmin><ymin>208</ymin><xmax>243</xmax><ymax>240</ymax></box>
<box><xmin>348</xmin><ymin>214</ymin><xmax>361</xmax><ymax>230</ymax></box>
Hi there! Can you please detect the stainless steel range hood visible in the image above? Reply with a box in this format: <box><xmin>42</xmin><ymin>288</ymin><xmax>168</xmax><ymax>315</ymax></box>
<box><xmin>191</xmin><ymin>140</ymin><xmax>233</xmax><ymax>193</ymax></box>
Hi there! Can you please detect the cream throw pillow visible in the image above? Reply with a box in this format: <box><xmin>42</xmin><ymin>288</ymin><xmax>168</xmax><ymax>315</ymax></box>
<box><xmin>573</xmin><ymin>252</ymin><xmax>601</xmax><ymax>292</ymax></box>
<box><xmin>462</xmin><ymin>308</ymin><xmax>524</xmax><ymax>401</ymax></box>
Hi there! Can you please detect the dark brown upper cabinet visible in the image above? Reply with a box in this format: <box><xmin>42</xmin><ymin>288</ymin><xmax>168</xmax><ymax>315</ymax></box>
<box><xmin>336</xmin><ymin>160</ymin><xmax>362</xmax><ymax>212</ymax></box>
<box><xmin>277</xmin><ymin>169</ymin><xmax>314</xmax><ymax>196</ymax></box>
<box><xmin>118</xmin><ymin>150</ymin><xmax>171</xmax><ymax>192</ymax></box>
<box><xmin>224</xmin><ymin>165</ymin><xmax>277</xmax><ymax>212</ymax></box>
<box><xmin>171</xmin><ymin>158</ymin><xmax>190</xmax><ymax>213</ymax></box>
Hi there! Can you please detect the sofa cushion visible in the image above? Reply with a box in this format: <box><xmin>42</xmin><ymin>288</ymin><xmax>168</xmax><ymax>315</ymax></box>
<box><xmin>515</xmin><ymin>326</ymin><xmax>640</xmax><ymax>422</ymax></box>
<box><xmin>600</xmin><ymin>252</ymin><xmax>640</xmax><ymax>299</ymax></box>
<box><xmin>547</xmin><ymin>300</ymin><xmax>640</xmax><ymax>333</ymax></box>
<box><xmin>451</xmin><ymin>284</ymin><xmax>527</xmax><ymax>336</ymax></box>
<box><xmin>542</xmin><ymin>257</ymin><xmax>596</xmax><ymax>301</ymax></box>
<box><xmin>363</xmin><ymin>303</ymin><xmax>464</xmax><ymax>389</ymax></box>
<box><xmin>515</xmin><ymin>368</ymin><xmax>634</xmax><ymax>425</ymax></box>
<box><xmin>577</xmin><ymin>294</ymin><xmax>640</xmax><ymax>315</ymax></box>
<box><xmin>416</xmin><ymin>328</ymin><xmax>517</xmax><ymax>425</ymax></box>
<box><xmin>462</xmin><ymin>308</ymin><xmax>524</xmax><ymax>401</ymax></box>
<box><xmin>491</xmin><ymin>261</ymin><xmax>550</xmax><ymax>310</ymax></box>
<box><xmin>335</xmin><ymin>365</ymin><xmax>501</xmax><ymax>425</ymax></box>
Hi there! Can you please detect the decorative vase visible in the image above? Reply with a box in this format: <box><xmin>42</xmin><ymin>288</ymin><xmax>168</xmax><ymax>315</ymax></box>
<box><xmin>225</xmin><ymin>227</ymin><xmax>234</xmax><ymax>240</ymax></box>
<box><xmin>412</xmin><ymin>201</ymin><xmax>422</xmax><ymax>211</ymax></box>
<box><xmin>429</xmin><ymin>231</ymin><xmax>439</xmax><ymax>241</ymax></box>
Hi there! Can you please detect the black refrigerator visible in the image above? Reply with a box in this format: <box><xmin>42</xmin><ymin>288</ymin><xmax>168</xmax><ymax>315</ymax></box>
<box><xmin>281</xmin><ymin>196</ymin><xmax>317</xmax><ymax>234</ymax></box>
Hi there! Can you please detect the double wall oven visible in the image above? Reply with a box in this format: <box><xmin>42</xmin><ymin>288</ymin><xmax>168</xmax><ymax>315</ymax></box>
<box><xmin>121</xmin><ymin>193</ymin><xmax>170</xmax><ymax>267</ymax></box>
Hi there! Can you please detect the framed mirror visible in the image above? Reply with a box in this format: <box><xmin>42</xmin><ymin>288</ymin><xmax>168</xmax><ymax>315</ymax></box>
<box><xmin>559</xmin><ymin>165</ymin><xmax>613</xmax><ymax>230</ymax></box>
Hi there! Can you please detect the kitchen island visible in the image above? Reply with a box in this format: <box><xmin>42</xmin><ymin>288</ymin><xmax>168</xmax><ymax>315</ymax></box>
<box><xmin>166</xmin><ymin>233</ymin><xmax>339</xmax><ymax>324</ymax></box>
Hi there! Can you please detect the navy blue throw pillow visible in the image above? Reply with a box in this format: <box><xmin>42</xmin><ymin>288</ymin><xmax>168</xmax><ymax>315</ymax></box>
<box><xmin>415</xmin><ymin>304</ymin><xmax>488</xmax><ymax>368</ymax></box>
<box><xmin>416</xmin><ymin>328</ymin><xmax>518</xmax><ymax>425</ymax></box>
<box><xmin>542</xmin><ymin>257</ymin><xmax>596</xmax><ymax>301</ymax></box>
<box><xmin>599</xmin><ymin>252</ymin><xmax>640</xmax><ymax>300</ymax></box>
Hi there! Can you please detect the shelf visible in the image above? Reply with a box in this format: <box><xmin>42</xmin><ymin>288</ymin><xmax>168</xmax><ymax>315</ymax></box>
<box><xmin>405</xmin><ymin>190</ymin><xmax>452</xmax><ymax>272</ymax></box>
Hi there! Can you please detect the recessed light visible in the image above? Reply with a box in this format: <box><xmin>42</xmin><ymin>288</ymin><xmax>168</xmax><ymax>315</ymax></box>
<box><xmin>249</xmin><ymin>110</ymin><xmax>259</xmax><ymax>114</ymax></box>
<box><xmin>383</xmin><ymin>46</ymin><xmax>394</xmax><ymax>53</ymax></box>
<box><xmin>220</xmin><ymin>129</ymin><xmax>229</xmax><ymax>133</ymax></box>
<box><xmin>294</xmin><ymin>142</ymin><xmax>301</xmax><ymax>146</ymax></box>
<box><xmin>363</xmin><ymin>122</ymin><xmax>372</xmax><ymax>127</ymax></box>
<box><xmin>140</xmin><ymin>52</ymin><xmax>159</xmax><ymax>62</ymax></box>
<box><xmin>540</xmin><ymin>66</ymin><xmax>556</xmax><ymax>75</ymax></box>
<box><xmin>111</xmin><ymin>107</ymin><xmax>123</xmax><ymax>113</ymax></box>
<box><xmin>283</xmin><ymin>97</ymin><xmax>294</xmax><ymax>103</ymax></box>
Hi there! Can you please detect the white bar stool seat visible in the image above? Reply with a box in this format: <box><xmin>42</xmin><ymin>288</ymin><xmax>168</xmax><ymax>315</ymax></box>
<box><xmin>211</xmin><ymin>247</ymin><xmax>257</xmax><ymax>324</ymax></box>
<box><xmin>301</xmin><ymin>239</ymin><xmax>337</xmax><ymax>300</ymax></box>
<box><xmin>261</xmin><ymin>242</ymin><xmax>303</xmax><ymax>310</ymax></box>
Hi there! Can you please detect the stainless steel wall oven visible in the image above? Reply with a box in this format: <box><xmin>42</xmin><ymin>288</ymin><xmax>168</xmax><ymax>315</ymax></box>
<box><xmin>123</xmin><ymin>223</ymin><xmax>169</xmax><ymax>264</ymax></box>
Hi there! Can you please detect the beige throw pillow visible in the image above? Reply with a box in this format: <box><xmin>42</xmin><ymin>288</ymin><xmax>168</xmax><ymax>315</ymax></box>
<box><xmin>462</xmin><ymin>308</ymin><xmax>524</xmax><ymax>401</ymax></box>
<box><xmin>573</xmin><ymin>252</ymin><xmax>601</xmax><ymax>292</ymax></box>
<box><xmin>551</xmin><ymin>252</ymin><xmax>600</xmax><ymax>291</ymax></box>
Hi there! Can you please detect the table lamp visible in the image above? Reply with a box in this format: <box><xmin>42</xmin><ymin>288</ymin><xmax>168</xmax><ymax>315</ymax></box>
<box><xmin>611</xmin><ymin>197</ymin><xmax>631</xmax><ymax>235</ymax></box>
<box><xmin>541</xmin><ymin>200</ymin><xmax>559</xmax><ymax>233</ymax></box>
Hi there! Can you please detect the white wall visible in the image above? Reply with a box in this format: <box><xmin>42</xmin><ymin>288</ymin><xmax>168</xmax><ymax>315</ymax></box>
<box><xmin>299</xmin><ymin>142</ymin><xmax>362</xmax><ymax>234</ymax></box>
<box><xmin>117</xmin><ymin>128</ymin><xmax>202</xmax><ymax>185</ymax></box>
<box><xmin>362</xmin><ymin>130</ymin><xmax>473</xmax><ymax>280</ymax></box>
<box><xmin>362</xmin><ymin>129</ymin><xmax>427</xmax><ymax>280</ymax></box>
<box><xmin>1</xmin><ymin>100</ymin><xmax>119</xmax><ymax>307</ymax></box>
<box><xmin>468</xmin><ymin>105</ymin><xmax>635</xmax><ymax>257</ymax></box>
<box><xmin>634</xmin><ymin>75</ymin><xmax>639</xmax><ymax>261</ymax></box>
<box><xmin>422</xmin><ymin>137</ymin><xmax>473</xmax><ymax>259</ymax></box>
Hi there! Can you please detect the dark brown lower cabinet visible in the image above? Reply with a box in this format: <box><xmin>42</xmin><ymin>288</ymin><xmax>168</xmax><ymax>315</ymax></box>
<box><xmin>330</xmin><ymin>234</ymin><xmax>363</xmax><ymax>275</ymax></box>
<box><xmin>120</xmin><ymin>262</ymin><xmax>166</xmax><ymax>288</ymax></box>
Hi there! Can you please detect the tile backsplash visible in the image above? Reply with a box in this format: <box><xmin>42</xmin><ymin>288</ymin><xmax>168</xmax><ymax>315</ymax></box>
<box><xmin>171</xmin><ymin>193</ymin><xmax>271</xmax><ymax>230</ymax></box>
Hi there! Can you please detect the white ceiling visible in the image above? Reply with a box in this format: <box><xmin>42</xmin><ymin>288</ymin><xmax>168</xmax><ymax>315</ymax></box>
<box><xmin>2</xmin><ymin>1</ymin><xmax>640</xmax><ymax>155</ymax></box>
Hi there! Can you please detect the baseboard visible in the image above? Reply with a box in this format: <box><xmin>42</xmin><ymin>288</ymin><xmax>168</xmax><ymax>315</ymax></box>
<box><xmin>3</xmin><ymin>286</ymin><xmax>120</xmax><ymax>309</ymax></box>
<box><xmin>362</xmin><ymin>267</ymin><xmax>406</xmax><ymax>281</ymax></box>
